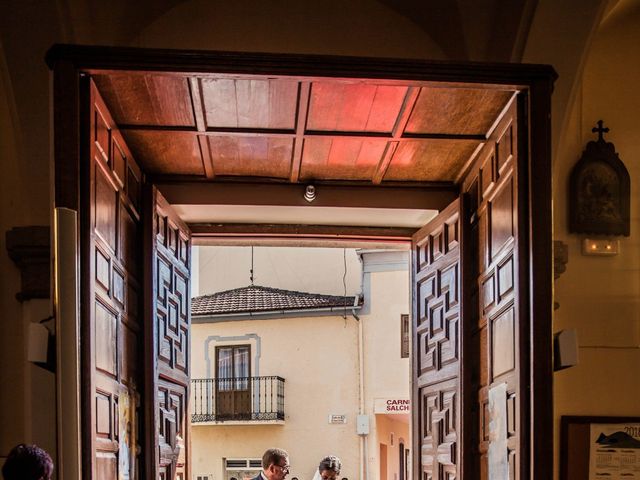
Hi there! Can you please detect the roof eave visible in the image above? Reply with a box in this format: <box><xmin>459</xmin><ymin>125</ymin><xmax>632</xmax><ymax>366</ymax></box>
<box><xmin>192</xmin><ymin>303</ymin><xmax>363</xmax><ymax>323</ymax></box>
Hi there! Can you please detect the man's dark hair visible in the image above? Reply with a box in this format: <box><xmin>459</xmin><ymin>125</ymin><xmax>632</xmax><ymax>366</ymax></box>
<box><xmin>261</xmin><ymin>448</ymin><xmax>289</xmax><ymax>469</ymax></box>
<box><xmin>2</xmin><ymin>444</ymin><xmax>54</xmax><ymax>480</ymax></box>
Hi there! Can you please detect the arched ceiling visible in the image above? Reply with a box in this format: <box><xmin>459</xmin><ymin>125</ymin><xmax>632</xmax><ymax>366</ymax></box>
<box><xmin>378</xmin><ymin>0</ymin><xmax>538</xmax><ymax>61</ymax></box>
<box><xmin>49</xmin><ymin>0</ymin><xmax>540</xmax><ymax>62</ymax></box>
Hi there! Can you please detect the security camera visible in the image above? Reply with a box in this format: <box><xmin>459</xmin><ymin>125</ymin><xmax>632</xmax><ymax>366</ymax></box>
<box><xmin>304</xmin><ymin>184</ymin><xmax>316</xmax><ymax>202</ymax></box>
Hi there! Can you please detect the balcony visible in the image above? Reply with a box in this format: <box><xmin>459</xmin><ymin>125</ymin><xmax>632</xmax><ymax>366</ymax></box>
<box><xmin>191</xmin><ymin>376</ymin><xmax>285</xmax><ymax>424</ymax></box>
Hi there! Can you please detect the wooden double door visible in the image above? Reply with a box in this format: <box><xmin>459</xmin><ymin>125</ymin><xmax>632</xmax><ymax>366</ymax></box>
<box><xmin>51</xmin><ymin>46</ymin><xmax>553</xmax><ymax>480</ymax></box>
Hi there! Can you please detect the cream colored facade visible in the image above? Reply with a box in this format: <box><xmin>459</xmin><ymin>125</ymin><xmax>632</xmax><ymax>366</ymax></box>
<box><xmin>191</xmin><ymin>248</ymin><xmax>410</xmax><ymax>480</ymax></box>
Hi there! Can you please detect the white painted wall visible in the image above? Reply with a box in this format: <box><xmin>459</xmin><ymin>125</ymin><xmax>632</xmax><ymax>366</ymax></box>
<box><xmin>359</xmin><ymin>251</ymin><xmax>411</xmax><ymax>480</ymax></box>
<box><xmin>197</xmin><ymin>246</ymin><xmax>362</xmax><ymax>297</ymax></box>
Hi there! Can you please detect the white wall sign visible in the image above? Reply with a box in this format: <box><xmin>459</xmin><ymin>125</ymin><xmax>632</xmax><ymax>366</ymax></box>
<box><xmin>328</xmin><ymin>414</ymin><xmax>347</xmax><ymax>424</ymax></box>
<box><xmin>374</xmin><ymin>398</ymin><xmax>410</xmax><ymax>414</ymax></box>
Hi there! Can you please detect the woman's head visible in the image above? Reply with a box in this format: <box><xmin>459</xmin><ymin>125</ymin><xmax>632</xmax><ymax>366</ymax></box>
<box><xmin>318</xmin><ymin>455</ymin><xmax>341</xmax><ymax>480</ymax></box>
<box><xmin>2</xmin><ymin>444</ymin><xmax>54</xmax><ymax>480</ymax></box>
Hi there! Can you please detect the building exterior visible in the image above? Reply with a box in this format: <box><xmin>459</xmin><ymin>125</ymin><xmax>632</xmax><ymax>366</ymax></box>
<box><xmin>190</xmin><ymin>249</ymin><xmax>410</xmax><ymax>480</ymax></box>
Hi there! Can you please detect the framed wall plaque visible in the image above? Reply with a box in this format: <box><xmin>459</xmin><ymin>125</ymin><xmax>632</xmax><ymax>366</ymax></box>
<box><xmin>569</xmin><ymin>121</ymin><xmax>630</xmax><ymax>236</ymax></box>
<box><xmin>561</xmin><ymin>415</ymin><xmax>640</xmax><ymax>479</ymax></box>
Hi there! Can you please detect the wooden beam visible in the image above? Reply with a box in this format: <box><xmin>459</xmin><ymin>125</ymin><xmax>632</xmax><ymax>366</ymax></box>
<box><xmin>118</xmin><ymin>124</ymin><xmax>486</xmax><ymax>142</ymax></box>
<box><xmin>190</xmin><ymin>223</ymin><xmax>414</xmax><ymax>248</ymax></box>
<box><xmin>392</xmin><ymin>86</ymin><xmax>421</xmax><ymax>137</ymax></box>
<box><xmin>45</xmin><ymin>44</ymin><xmax>557</xmax><ymax>87</ymax></box>
<box><xmin>197</xmin><ymin>135</ymin><xmax>215</xmax><ymax>179</ymax></box>
<box><xmin>156</xmin><ymin>181</ymin><xmax>458</xmax><ymax>211</ymax></box>
<box><xmin>190</xmin><ymin>223</ymin><xmax>416</xmax><ymax>239</ymax></box>
<box><xmin>188</xmin><ymin>77</ymin><xmax>206</xmax><ymax>132</ymax></box>
<box><xmin>290</xmin><ymin>82</ymin><xmax>311</xmax><ymax>182</ymax></box>
<box><xmin>372</xmin><ymin>141</ymin><xmax>398</xmax><ymax>185</ymax></box>
<box><xmin>54</xmin><ymin>60</ymin><xmax>81</xmax><ymax>210</ymax></box>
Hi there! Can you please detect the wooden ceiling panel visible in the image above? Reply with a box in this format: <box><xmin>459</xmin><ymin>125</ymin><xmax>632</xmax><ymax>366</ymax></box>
<box><xmin>404</xmin><ymin>88</ymin><xmax>513</xmax><ymax>136</ymax></box>
<box><xmin>201</xmin><ymin>79</ymin><xmax>298</xmax><ymax>130</ymax></box>
<box><xmin>121</xmin><ymin>131</ymin><xmax>204</xmax><ymax>176</ymax></box>
<box><xmin>208</xmin><ymin>136</ymin><xmax>293</xmax><ymax>179</ymax></box>
<box><xmin>307</xmin><ymin>82</ymin><xmax>407</xmax><ymax>133</ymax></box>
<box><xmin>92</xmin><ymin>74</ymin><xmax>195</xmax><ymax>127</ymax></box>
<box><xmin>93</xmin><ymin>71</ymin><xmax>517</xmax><ymax>184</ymax></box>
<box><xmin>384</xmin><ymin>139</ymin><xmax>481</xmax><ymax>181</ymax></box>
<box><xmin>300</xmin><ymin>138</ymin><xmax>386</xmax><ymax>181</ymax></box>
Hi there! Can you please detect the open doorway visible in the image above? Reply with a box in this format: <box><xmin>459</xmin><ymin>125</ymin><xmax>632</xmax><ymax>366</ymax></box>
<box><xmin>188</xmin><ymin>245</ymin><xmax>412</xmax><ymax>480</ymax></box>
<box><xmin>49</xmin><ymin>44</ymin><xmax>554</xmax><ymax>480</ymax></box>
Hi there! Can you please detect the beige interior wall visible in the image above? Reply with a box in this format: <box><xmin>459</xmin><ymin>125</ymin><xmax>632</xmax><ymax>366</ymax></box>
<box><xmin>0</xmin><ymin>40</ymin><xmax>27</xmax><ymax>455</ymax></box>
<box><xmin>133</xmin><ymin>0</ymin><xmax>444</xmax><ymax>58</ymax></box>
<box><xmin>0</xmin><ymin>40</ymin><xmax>56</xmax><ymax>461</ymax></box>
<box><xmin>552</xmin><ymin>4</ymin><xmax>640</xmax><ymax>479</ymax></box>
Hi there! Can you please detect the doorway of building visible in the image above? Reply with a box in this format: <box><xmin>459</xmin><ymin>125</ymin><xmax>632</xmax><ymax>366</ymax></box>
<box><xmin>379</xmin><ymin>444</ymin><xmax>388</xmax><ymax>480</ymax></box>
<box><xmin>49</xmin><ymin>44</ymin><xmax>554</xmax><ymax>480</ymax></box>
<box><xmin>189</xmin><ymin>245</ymin><xmax>411</xmax><ymax>480</ymax></box>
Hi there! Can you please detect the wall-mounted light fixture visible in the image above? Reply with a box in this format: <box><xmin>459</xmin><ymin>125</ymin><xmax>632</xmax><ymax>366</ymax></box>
<box><xmin>304</xmin><ymin>184</ymin><xmax>316</xmax><ymax>202</ymax></box>
<box><xmin>582</xmin><ymin>238</ymin><xmax>619</xmax><ymax>256</ymax></box>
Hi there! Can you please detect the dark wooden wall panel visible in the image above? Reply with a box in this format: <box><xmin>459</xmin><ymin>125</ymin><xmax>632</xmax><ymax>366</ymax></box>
<box><xmin>208</xmin><ymin>136</ymin><xmax>293</xmax><ymax>178</ymax></box>
<box><xmin>307</xmin><ymin>82</ymin><xmax>407</xmax><ymax>133</ymax></box>
<box><xmin>386</xmin><ymin>139</ymin><xmax>481</xmax><ymax>182</ymax></box>
<box><xmin>122</xmin><ymin>131</ymin><xmax>204</xmax><ymax>176</ymax></box>
<box><xmin>201</xmin><ymin>78</ymin><xmax>298</xmax><ymax>130</ymax></box>
<box><xmin>85</xmin><ymin>80</ymin><xmax>144</xmax><ymax>480</ymax></box>
<box><xmin>405</xmin><ymin>88</ymin><xmax>513</xmax><ymax>136</ymax></box>
<box><xmin>93</xmin><ymin>74</ymin><xmax>196</xmax><ymax>127</ymax></box>
<box><xmin>300</xmin><ymin>137</ymin><xmax>385</xmax><ymax>181</ymax></box>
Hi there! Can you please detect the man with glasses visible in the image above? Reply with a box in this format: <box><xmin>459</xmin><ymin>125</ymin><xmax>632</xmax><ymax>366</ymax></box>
<box><xmin>254</xmin><ymin>448</ymin><xmax>290</xmax><ymax>480</ymax></box>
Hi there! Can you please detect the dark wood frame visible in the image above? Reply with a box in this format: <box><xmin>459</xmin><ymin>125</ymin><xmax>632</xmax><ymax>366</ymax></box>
<box><xmin>47</xmin><ymin>44</ymin><xmax>556</xmax><ymax>480</ymax></box>
<box><xmin>400</xmin><ymin>314</ymin><xmax>410</xmax><ymax>359</ymax></box>
<box><xmin>560</xmin><ymin>415</ymin><xmax>640</xmax><ymax>480</ymax></box>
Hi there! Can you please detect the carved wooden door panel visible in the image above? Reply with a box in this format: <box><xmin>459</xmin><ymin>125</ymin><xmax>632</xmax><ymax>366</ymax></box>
<box><xmin>412</xmin><ymin>200</ymin><xmax>461</xmax><ymax>480</ymax></box>
<box><xmin>85</xmin><ymin>80</ymin><xmax>144</xmax><ymax>480</ymax></box>
<box><xmin>145</xmin><ymin>186</ymin><xmax>191</xmax><ymax>480</ymax></box>
<box><xmin>462</xmin><ymin>99</ymin><xmax>521</xmax><ymax>480</ymax></box>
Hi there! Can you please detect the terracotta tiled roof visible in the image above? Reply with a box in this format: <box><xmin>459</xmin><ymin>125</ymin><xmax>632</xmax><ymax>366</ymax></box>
<box><xmin>192</xmin><ymin>285</ymin><xmax>360</xmax><ymax>317</ymax></box>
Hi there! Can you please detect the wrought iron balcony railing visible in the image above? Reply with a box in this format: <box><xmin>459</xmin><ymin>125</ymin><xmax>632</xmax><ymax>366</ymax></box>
<box><xmin>191</xmin><ymin>376</ymin><xmax>285</xmax><ymax>423</ymax></box>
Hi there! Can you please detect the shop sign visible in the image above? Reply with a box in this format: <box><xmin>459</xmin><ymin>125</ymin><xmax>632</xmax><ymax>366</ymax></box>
<box><xmin>374</xmin><ymin>398</ymin><xmax>410</xmax><ymax>414</ymax></box>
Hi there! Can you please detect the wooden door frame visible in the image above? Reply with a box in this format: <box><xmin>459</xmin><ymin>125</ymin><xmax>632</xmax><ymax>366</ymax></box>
<box><xmin>47</xmin><ymin>44</ymin><xmax>555</xmax><ymax>480</ymax></box>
